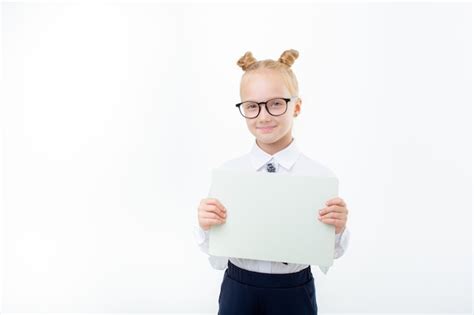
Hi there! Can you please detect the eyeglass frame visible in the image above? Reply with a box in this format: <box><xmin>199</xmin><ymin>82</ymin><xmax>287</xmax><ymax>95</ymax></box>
<box><xmin>235</xmin><ymin>96</ymin><xmax>298</xmax><ymax>119</ymax></box>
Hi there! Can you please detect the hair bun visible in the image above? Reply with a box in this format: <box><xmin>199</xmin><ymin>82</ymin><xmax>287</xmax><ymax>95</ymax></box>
<box><xmin>237</xmin><ymin>51</ymin><xmax>257</xmax><ymax>71</ymax></box>
<box><xmin>278</xmin><ymin>49</ymin><xmax>299</xmax><ymax>67</ymax></box>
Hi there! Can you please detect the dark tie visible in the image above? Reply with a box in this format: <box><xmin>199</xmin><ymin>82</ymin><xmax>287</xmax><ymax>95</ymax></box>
<box><xmin>266</xmin><ymin>162</ymin><xmax>288</xmax><ymax>265</ymax></box>
<box><xmin>266</xmin><ymin>162</ymin><xmax>276</xmax><ymax>172</ymax></box>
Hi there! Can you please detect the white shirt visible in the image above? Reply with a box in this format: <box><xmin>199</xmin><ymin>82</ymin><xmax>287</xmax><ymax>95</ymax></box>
<box><xmin>194</xmin><ymin>138</ymin><xmax>350</xmax><ymax>275</ymax></box>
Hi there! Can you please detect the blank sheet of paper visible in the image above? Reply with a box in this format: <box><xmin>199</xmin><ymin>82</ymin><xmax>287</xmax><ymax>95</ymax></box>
<box><xmin>208</xmin><ymin>168</ymin><xmax>338</xmax><ymax>267</ymax></box>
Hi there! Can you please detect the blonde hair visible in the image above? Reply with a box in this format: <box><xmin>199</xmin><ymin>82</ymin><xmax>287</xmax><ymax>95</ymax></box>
<box><xmin>237</xmin><ymin>49</ymin><xmax>300</xmax><ymax>97</ymax></box>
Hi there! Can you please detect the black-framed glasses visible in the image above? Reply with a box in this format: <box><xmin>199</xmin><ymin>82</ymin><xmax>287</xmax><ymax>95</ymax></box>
<box><xmin>235</xmin><ymin>96</ymin><xmax>296</xmax><ymax>119</ymax></box>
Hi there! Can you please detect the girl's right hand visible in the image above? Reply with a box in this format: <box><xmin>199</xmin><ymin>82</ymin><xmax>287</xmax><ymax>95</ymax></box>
<box><xmin>198</xmin><ymin>198</ymin><xmax>227</xmax><ymax>231</ymax></box>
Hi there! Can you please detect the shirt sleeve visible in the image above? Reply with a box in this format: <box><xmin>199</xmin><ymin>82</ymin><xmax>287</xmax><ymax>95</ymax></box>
<box><xmin>318</xmin><ymin>227</ymin><xmax>350</xmax><ymax>275</ymax></box>
<box><xmin>334</xmin><ymin>226</ymin><xmax>350</xmax><ymax>259</ymax></box>
<box><xmin>193</xmin><ymin>225</ymin><xmax>229</xmax><ymax>270</ymax></box>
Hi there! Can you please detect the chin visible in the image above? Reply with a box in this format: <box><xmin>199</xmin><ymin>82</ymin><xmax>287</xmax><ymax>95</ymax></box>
<box><xmin>255</xmin><ymin>134</ymin><xmax>282</xmax><ymax>144</ymax></box>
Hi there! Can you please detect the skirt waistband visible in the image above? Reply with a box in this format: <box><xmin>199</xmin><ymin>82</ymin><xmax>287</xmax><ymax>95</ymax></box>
<box><xmin>225</xmin><ymin>260</ymin><xmax>313</xmax><ymax>288</ymax></box>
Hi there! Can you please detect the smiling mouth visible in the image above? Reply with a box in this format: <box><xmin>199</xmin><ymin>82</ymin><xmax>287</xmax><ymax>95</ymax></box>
<box><xmin>257</xmin><ymin>126</ymin><xmax>276</xmax><ymax>132</ymax></box>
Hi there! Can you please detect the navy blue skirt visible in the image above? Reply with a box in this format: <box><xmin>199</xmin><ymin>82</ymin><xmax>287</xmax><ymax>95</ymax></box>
<box><xmin>218</xmin><ymin>260</ymin><xmax>318</xmax><ymax>314</ymax></box>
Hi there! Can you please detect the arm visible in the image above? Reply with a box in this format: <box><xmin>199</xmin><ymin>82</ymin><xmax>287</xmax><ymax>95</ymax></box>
<box><xmin>318</xmin><ymin>197</ymin><xmax>350</xmax><ymax>274</ymax></box>
<box><xmin>318</xmin><ymin>226</ymin><xmax>350</xmax><ymax>274</ymax></box>
<box><xmin>334</xmin><ymin>226</ymin><xmax>350</xmax><ymax>259</ymax></box>
<box><xmin>194</xmin><ymin>225</ymin><xmax>229</xmax><ymax>270</ymax></box>
<box><xmin>319</xmin><ymin>196</ymin><xmax>349</xmax><ymax>258</ymax></box>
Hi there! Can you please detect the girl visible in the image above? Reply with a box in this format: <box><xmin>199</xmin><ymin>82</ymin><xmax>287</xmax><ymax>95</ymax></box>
<box><xmin>195</xmin><ymin>49</ymin><xmax>350</xmax><ymax>315</ymax></box>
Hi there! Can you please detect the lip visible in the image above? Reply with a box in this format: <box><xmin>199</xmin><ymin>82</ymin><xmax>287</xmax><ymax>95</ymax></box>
<box><xmin>257</xmin><ymin>126</ymin><xmax>276</xmax><ymax>133</ymax></box>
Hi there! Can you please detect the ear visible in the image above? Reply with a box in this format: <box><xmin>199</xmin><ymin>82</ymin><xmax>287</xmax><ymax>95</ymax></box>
<box><xmin>293</xmin><ymin>98</ymin><xmax>302</xmax><ymax>117</ymax></box>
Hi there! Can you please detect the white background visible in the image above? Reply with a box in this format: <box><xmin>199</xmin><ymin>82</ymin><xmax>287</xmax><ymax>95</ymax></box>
<box><xmin>1</xmin><ymin>1</ymin><xmax>472</xmax><ymax>313</ymax></box>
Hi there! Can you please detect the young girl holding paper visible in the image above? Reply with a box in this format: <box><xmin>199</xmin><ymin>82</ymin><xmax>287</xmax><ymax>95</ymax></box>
<box><xmin>195</xmin><ymin>49</ymin><xmax>350</xmax><ymax>314</ymax></box>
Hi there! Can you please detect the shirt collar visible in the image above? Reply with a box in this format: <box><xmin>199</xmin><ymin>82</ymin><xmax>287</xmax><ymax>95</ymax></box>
<box><xmin>250</xmin><ymin>138</ymin><xmax>301</xmax><ymax>171</ymax></box>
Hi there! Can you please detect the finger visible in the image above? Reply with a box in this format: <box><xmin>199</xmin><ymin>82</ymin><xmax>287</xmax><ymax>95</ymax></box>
<box><xmin>202</xmin><ymin>212</ymin><xmax>226</xmax><ymax>222</ymax></box>
<box><xmin>202</xmin><ymin>218</ymin><xmax>225</xmax><ymax>226</ymax></box>
<box><xmin>319</xmin><ymin>212</ymin><xmax>345</xmax><ymax>221</ymax></box>
<box><xmin>319</xmin><ymin>216</ymin><xmax>344</xmax><ymax>226</ymax></box>
<box><xmin>203</xmin><ymin>205</ymin><xmax>227</xmax><ymax>219</ymax></box>
<box><xmin>319</xmin><ymin>205</ymin><xmax>347</xmax><ymax>216</ymax></box>
<box><xmin>325</xmin><ymin>197</ymin><xmax>346</xmax><ymax>207</ymax></box>
<box><xmin>207</xmin><ymin>198</ymin><xmax>227</xmax><ymax>213</ymax></box>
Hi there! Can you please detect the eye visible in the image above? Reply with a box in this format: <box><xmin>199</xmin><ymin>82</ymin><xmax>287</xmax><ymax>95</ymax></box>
<box><xmin>269</xmin><ymin>99</ymin><xmax>285</xmax><ymax>107</ymax></box>
<box><xmin>244</xmin><ymin>103</ymin><xmax>258</xmax><ymax>110</ymax></box>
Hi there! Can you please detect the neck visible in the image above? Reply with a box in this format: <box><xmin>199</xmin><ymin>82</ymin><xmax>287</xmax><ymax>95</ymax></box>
<box><xmin>256</xmin><ymin>133</ymin><xmax>294</xmax><ymax>156</ymax></box>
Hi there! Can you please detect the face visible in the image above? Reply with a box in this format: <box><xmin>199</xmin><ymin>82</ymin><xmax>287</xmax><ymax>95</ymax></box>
<box><xmin>239</xmin><ymin>69</ymin><xmax>301</xmax><ymax>149</ymax></box>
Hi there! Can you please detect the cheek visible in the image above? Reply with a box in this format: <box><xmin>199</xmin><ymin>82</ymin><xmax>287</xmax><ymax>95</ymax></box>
<box><xmin>276</xmin><ymin>116</ymin><xmax>292</xmax><ymax>129</ymax></box>
<box><xmin>245</xmin><ymin>119</ymin><xmax>256</xmax><ymax>130</ymax></box>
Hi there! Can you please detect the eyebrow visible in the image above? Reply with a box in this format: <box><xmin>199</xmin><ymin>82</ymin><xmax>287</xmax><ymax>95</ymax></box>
<box><xmin>242</xmin><ymin>96</ymin><xmax>290</xmax><ymax>102</ymax></box>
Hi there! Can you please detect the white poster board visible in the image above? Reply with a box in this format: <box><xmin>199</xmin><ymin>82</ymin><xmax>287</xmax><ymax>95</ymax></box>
<box><xmin>208</xmin><ymin>168</ymin><xmax>338</xmax><ymax>267</ymax></box>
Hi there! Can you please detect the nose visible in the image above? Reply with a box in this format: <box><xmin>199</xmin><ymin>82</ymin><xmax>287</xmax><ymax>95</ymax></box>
<box><xmin>258</xmin><ymin>104</ymin><xmax>272</xmax><ymax>121</ymax></box>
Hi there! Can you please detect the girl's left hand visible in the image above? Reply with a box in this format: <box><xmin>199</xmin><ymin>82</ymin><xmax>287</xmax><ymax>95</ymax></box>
<box><xmin>318</xmin><ymin>197</ymin><xmax>348</xmax><ymax>235</ymax></box>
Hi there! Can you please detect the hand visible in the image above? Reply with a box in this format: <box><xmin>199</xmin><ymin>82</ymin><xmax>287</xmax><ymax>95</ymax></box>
<box><xmin>198</xmin><ymin>198</ymin><xmax>227</xmax><ymax>231</ymax></box>
<box><xmin>318</xmin><ymin>197</ymin><xmax>348</xmax><ymax>235</ymax></box>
